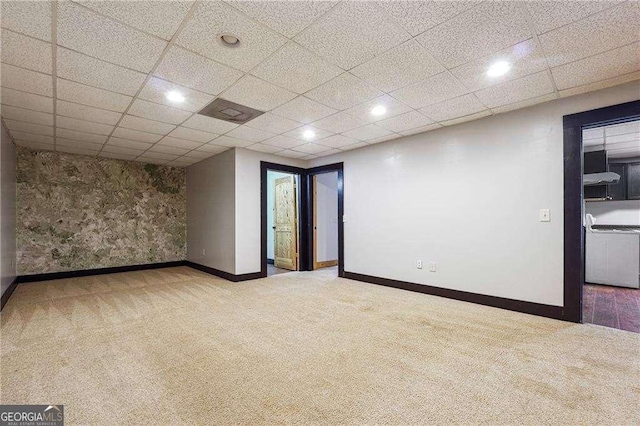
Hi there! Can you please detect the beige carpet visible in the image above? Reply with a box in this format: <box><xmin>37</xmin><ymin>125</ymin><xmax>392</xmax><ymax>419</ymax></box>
<box><xmin>1</xmin><ymin>266</ymin><xmax>638</xmax><ymax>425</ymax></box>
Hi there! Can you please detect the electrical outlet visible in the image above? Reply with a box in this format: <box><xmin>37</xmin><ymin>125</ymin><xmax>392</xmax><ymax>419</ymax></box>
<box><xmin>202</xmin><ymin>249</ymin><xmax>206</xmax><ymax>257</ymax></box>
<box><xmin>429</xmin><ymin>262</ymin><xmax>437</xmax><ymax>272</ymax></box>
<box><xmin>417</xmin><ymin>260</ymin><xmax>423</xmax><ymax>269</ymax></box>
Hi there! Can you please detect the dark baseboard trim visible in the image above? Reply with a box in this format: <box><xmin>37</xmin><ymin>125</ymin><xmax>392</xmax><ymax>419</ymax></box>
<box><xmin>1</xmin><ymin>277</ymin><xmax>19</xmax><ymax>312</ymax></box>
<box><xmin>16</xmin><ymin>261</ymin><xmax>187</xmax><ymax>283</ymax></box>
<box><xmin>185</xmin><ymin>261</ymin><xmax>262</xmax><ymax>282</ymax></box>
<box><xmin>267</xmin><ymin>258</ymin><xmax>274</xmax><ymax>265</ymax></box>
<box><xmin>344</xmin><ymin>272</ymin><xmax>566</xmax><ymax>321</ymax></box>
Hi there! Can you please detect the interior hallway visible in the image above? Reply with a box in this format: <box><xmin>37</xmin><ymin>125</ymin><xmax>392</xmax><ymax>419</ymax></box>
<box><xmin>1</xmin><ymin>267</ymin><xmax>638</xmax><ymax>424</ymax></box>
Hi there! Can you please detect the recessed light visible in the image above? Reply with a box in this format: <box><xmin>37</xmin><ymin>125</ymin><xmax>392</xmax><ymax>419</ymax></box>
<box><xmin>166</xmin><ymin>91</ymin><xmax>185</xmax><ymax>103</ymax></box>
<box><xmin>219</xmin><ymin>33</ymin><xmax>241</xmax><ymax>48</ymax></box>
<box><xmin>487</xmin><ymin>61</ymin><xmax>511</xmax><ymax>77</ymax></box>
<box><xmin>303</xmin><ymin>129</ymin><xmax>316</xmax><ymax>140</ymax></box>
<box><xmin>371</xmin><ymin>105</ymin><xmax>387</xmax><ymax>116</ymax></box>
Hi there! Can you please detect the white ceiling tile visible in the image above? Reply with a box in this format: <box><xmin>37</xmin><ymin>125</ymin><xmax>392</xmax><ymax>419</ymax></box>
<box><xmin>106</xmin><ymin>137</ymin><xmax>154</xmax><ymax>150</ymax></box>
<box><xmin>148</xmin><ymin>144</ymin><xmax>190</xmax><ymax>156</ymax></box>
<box><xmin>209</xmin><ymin>135</ymin><xmax>254</xmax><ymax>148</ymax></box>
<box><xmin>339</xmin><ymin>141</ymin><xmax>368</xmax><ymax>151</ymax></box>
<box><xmin>450</xmin><ymin>39</ymin><xmax>549</xmax><ymax>91</ymax></box>
<box><xmin>137</xmin><ymin>151</ymin><xmax>178</xmax><ymax>161</ymax></box>
<box><xmin>312</xmin><ymin>112</ymin><xmax>368</xmax><ymax>134</ymax></box>
<box><xmin>119</xmin><ymin>115</ymin><xmax>176</xmax><ymax>135</ymax></box>
<box><xmin>276</xmin><ymin>149</ymin><xmax>308</xmax><ymax>159</ymax></box>
<box><xmin>390</xmin><ymin>72</ymin><xmax>468</xmax><ymax>109</ymax></box>
<box><xmin>345</xmin><ymin>94</ymin><xmax>413</xmax><ymax>123</ymax></box>
<box><xmin>8</xmin><ymin>131</ymin><xmax>53</xmax><ymax>145</ymax></box>
<box><xmin>182</xmin><ymin>149</ymin><xmax>215</xmax><ymax>159</ymax></box>
<box><xmin>367</xmin><ymin>134</ymin><xmax>401</xmax><ymax>144</ymax></box>
<box><xmin>526</xmin><ymin>1</ymin><xmax>624</xmax><ymax>35</ymax></box>
<box><xmin>56</xmin><ymin>128</ymin><xmax>108</xmax><ymax>144</ymax></box>
<box><xmin>168</xmin><ymin>127</ymin><xmax>218</xmax><ymax>143</ymax></box>
<box><xmin>305</xmin><ymin>73</ymin><xmax>382</xmax><ymax>110</ymax></box>
<box><xmin>1</xmin><ymin>105</ymin><xmax>53</xmax><ymax>126</ymax></box>
<box><xmin>250</xmin><ymin>42</ymin><xmax>343</xmax><ymax>94</ymax></box>
<box><xmin>271</xmin><ymin>96</ymin><xmax>337</xmax><ymax>124</ymax></box>
<box><xmin>0</xmin><ymin>88</ymin><xmax>53</xmax><ymax>113</ymax></box>
<box><xmin>182</xmin><ymin>114</ymin><xmax>239</xmax><ymax>134</ymax></box>
<box><xmin>489</xmin><ymin>93</ymin><xmax>558</xmax><ymax>115</ymax></box>
<box><xmin>441</xmin><ymin>110</ymin><xmax>493</xmax><ymax>126</ymax></box>
<box><xmin>227</xmin><ymin>0</ymin><xmax>336</xmax><ymax>38</ymax></box>
<box><xmin>138</xmin><ymin>77</ymin><xmax>215</xmax><ymax>113</ymax></box>
<box><xmin>221</xmin><ymin>75</ymin><xmax>297</xmax><ymax>111</ymax></box>
<box><xmin>283</xmin><ymin>126</ymin><xmax>334</xmax><ymax>142</ymax></box>
<box><xmin>376</xmin><ymin>111</ymin><xmax>435</xmax><ymax>133</ymax></box>
<box><xmin>128</xmin><ymin>99</ymin><xmax>191</xmax><ymax>125</ymax></box>
<box><xmin>245</xmin><ymin>143</ymin><xmax>283</xmax><ymax>154</ymax></box>
<box><xmin>244</xmin><ymin>113</ymin><xmax>302</xmax><ymax>134</ymax></box>
<box><xmin>134</xmin><ymin>156</ymin><xmax>169</xmax><ymax>165</ymax></box>
<box><xmin>538</xmin><ymin>2</ymin><xmax>640</xmax><ymax>67</ymax></box>
<box><xmin>399</xmin><ymin>124</ymin><xmax>442</xmax><ymax>137</ymax></box>
<box><xmin>157</xmin><ymin>137</ymin><xmax>203</xmax><ymax>150</ymax></box>
<box><xmin>416</xmin><ymin>2</ymin><xmax>531</xmax><ymax>68</ymax></box>
<box><xmin>55</xmin><ymin>137</ymin><xmax>103</xmax><ymax>151</ymax></box>
<box><xmin>295</xmin><ymin>1</ymin><xmax>410</xmax><ymax>70</ymax></box>
<box><xmin>1</xmin><ymin>29</ymin><xmax>52</xmax><ymax>74</ymax></box>
<box><xmin>99</xmin><ymin>151</ymin><xmax>139</xmax><ymax>161</ymax></box>
<box><xmin>193</xmin><ymin>144</ymin><xmax>228</xmax><ymax>154</ymax></box>
<box><xmin>474</xmin><ymin>71</ymin><xmax>555</xmax><ymax>109</ymax></box>
<box><xmin>351</xmin><ymin>39</ymin><xmax>444</xmax><ymax>93</ymax></box>
<box><xmin>14</xmin><ymin>140</ymin><xmax>54</xmax><ymax>151</ymax></box>
<box><xmin>262</xmin><ymin>135</ymin><xmax>304</xmax><ymax>149</ymax></box>
<box><xmin>176</xmin><ymin>1</ymin><xmax>287</xmax><ymax>72</ymax></box>
<box><xmin>342</xmin><ymin>124</ymin><xmax>393</xmax><ymax>141</ymax></box>
<box><xmin>57</xmin><ymin>48</ymin><xmax>146</xmax><ymax>96</ymax></box>
<box><xmin>226</xmin><ymin>126</ymin><xmax>276</xmax><ymax>143</ymax></box>
<box><xmin>74</xmin><ymin>0</ymin><xmax>194</xmax><ymax>40</ymax></box>
<box><xmin>154</xmin><ymin>46</ymin><xmax>243</xmax><ymax>96</ymax></box>
<box><xmin>4</xmin><ymin>119</ymin><xmax>53</xmax><ymax>136</ymax></box>
<box><xmin>56</xmin><ymin>100</ymin><xmax>122</xmax><ymax>126</ymax></box>
<box><xmin>1</xmin><ymin>63</ymin><xmax>52</xmax><ymax>96</ymax></box>
<box><xmin>315</xmin><ymin>148</ymin><xmax>341</xmax><ymax>157</ymax></box>
<box><xmin>111</xmin><ymin>127</ymin><xmax>163</xmax><ymax>144</ymax></box>
<box><xmin>57</xmin><ymin>1</ymin><xmax>166</xmax><ymax>73</ymax></box>
<box><xmin>291</xmin><ymin>142</ymin><xmax>331</xmax><ymax>154</ymax></box>
<box><xmin>375</xmin><ymin>1</ymin><xmax>479</xmax><ymax>37</ymax></box>
<box><xmin>0</xmin><ymin>0</ymin><xmax>51</xmax><ymax>41</ymax></box>
<box><xmin>57</xmin><ymin>116</ymin><xmax>114</xmax><ymax>136</ymax></box>
<box><xmin>419</xmin><ymin>94</ymin><xmax>488</xmax><ymax>122</ymax></box>
<box><xmin>316</xmin><ymin>134</ymin><xmax>360</xmax><ymax>149</ymax></box>
<box><xmin>56</xmin><ymin>79</ymin><xmax>132</xmax><ymax>113</ymax></box>
<box><xmin>551</xmin><ymin>42</ymin><xmax>640</xmax><ymax>90</ymax></box>
<box><xmin>56</xmin><ymin>145</ymin><xmax>100</xmax><ymax>156</ymax></box>
<box><xmin>558</xmin><ymin>72</ymin><xmax>640</xmax><ymax>99</ymax></box>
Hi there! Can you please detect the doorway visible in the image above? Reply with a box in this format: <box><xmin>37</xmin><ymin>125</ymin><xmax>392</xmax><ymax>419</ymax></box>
<box><xmin>266</xmin><ymin>169</ymin><xmax>301</xmax><ymax>276</ymax></box>
<box><xmin>563</xmin><ymin>100</ymin><xmax>640</xmax><ymax>326</ymax></box>
<box><xmin>312</xmin><ymin>172</ymin><xmax>339</xmax><ymax>271</ymax></box>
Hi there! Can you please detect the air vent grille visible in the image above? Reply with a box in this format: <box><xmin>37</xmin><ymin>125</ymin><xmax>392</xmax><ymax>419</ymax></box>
<box><xmin>198</xmin><ymin>98</ymin><xmax>264</xmax><ymax>124</ymax></box>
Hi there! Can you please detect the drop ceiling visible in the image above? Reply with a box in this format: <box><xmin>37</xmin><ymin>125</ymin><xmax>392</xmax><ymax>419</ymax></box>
<box><xmin>583</xmin><ymin>120</ymin><xmax>640</xmax><ymax>159</ymax></box>
<box><xmin>1</xmin><ymin>0</ymin><xmax>639</xmax><ymax>167</ymax></box>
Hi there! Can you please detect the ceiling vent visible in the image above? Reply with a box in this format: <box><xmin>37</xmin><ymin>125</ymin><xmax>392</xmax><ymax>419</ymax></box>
<box><xmin>197</xmin><ymin>98</ymin><xmax>264</xmax><ymax>124</ymax></box>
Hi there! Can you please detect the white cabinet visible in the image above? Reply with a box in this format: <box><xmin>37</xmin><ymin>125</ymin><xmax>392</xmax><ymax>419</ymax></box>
<box><xmin>586</xmin><ymin>232</ymin><xmax>640</xmax><ymax>288</ymax></box>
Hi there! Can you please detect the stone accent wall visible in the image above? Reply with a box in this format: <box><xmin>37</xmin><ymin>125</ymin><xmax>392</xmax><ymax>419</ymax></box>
<box><xmin>17</xmin><ymin>148</ymin><xmax>186</xmax><ymax>275</ymax></box>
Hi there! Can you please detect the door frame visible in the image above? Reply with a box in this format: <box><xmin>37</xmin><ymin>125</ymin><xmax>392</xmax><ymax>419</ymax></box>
<box><xmin>312</xmin><ymin>174</ymin><xmax>339</xmax><ymax>270</ymax></box>
<box><xmin>261</xmin><ymin>162</ymin><xmax>308</xmax><ymax>277</ymax></box>
<box><xmin>562</xmin><ymin>100</ymin><xmax>640</xmax><ymax>323</ymax></box>
<box><xmin>306</xmin><ymin>163</ymin><xmax>345</xmax><ymax>277</ymax></box>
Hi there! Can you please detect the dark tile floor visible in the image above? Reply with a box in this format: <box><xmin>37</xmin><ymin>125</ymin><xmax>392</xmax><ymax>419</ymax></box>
<box><xmin>583</xmin><ymin>284</ymin><xmax>640</xmax><ymax>333</ymax></box>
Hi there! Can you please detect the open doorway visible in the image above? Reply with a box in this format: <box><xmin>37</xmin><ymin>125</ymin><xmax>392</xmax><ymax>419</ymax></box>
<box><xmin>313</xmin><ymin>172</ymin><xmax>339</xmax><ymax>272</ymax></box>
<box><xmin>583</xmin><ymin>119</ymin><xmax>640</xmax><ymax>332</ymax></box>
<box><xmin>266</xmin><ymin>169</ymin><xmax>301</xmax><ymax>276</ymax></box>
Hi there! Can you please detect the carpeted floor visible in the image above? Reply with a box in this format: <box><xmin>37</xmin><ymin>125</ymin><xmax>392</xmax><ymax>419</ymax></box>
<box><xmin>1</xmin><ymin>266</ymin><xmax>639</xmax><ymax>425</ymax></box>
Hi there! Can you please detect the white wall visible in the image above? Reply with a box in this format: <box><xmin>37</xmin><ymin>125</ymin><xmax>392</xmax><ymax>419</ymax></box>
<box><xmin>586</xmin><ymin>200</ymin><xmax>640</xmax><ymax>225</ymax></box>
<box><xmin>234</xmin><ymin>148</ymin><xmax>305</xmax><ymax>274</ymax></box>
<box><xmin>308</xmin><ymin>82</ymin><xmax>640</xmax><ymax>307</ymax></box>
<box><xmin>267</xmin><ymin>170</ymin><xmax>296</xmax><ymax>260</ymax></box>
<box><xmin>186</xmin><ymin>148</ymin><xmax>236</xmax><ymax>274</ymax></box>
<box><xmin>315</xmin><ymin>172</ymin><xmax>338</xmax><ymax>262</ymax></box>
<box><xmin>1</xmin><ymin>124</ymin><xmax>17</xmax><ymax>297</ymax></box>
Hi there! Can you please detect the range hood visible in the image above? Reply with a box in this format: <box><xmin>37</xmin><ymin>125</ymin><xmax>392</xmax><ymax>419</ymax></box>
<box><xmin>583</xmin><ymin>172</ymin><xmax>621</xmax><ymax>186</ymax></box>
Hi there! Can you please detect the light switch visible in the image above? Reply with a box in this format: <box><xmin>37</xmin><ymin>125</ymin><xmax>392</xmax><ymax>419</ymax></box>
<box><xmin>540</xmin><ymin>209</ymin><xmax>550</xmax><ymax>222</ymax></box>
